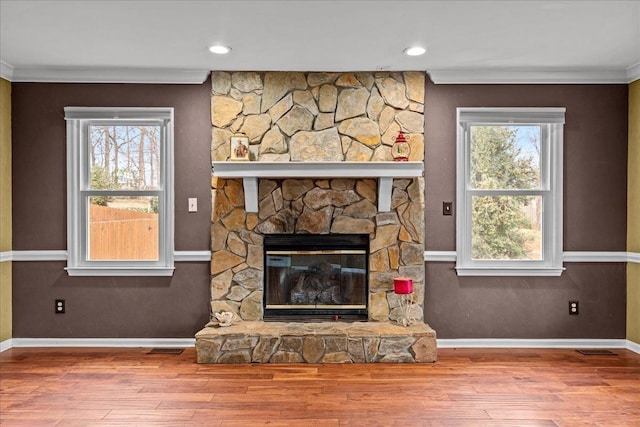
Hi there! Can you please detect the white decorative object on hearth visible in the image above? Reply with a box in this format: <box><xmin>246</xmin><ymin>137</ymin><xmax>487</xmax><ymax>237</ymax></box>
<box><xmin>214</xmin><ymin>311</ymin><xmax>236</xmax><ymax>327</ymax></box>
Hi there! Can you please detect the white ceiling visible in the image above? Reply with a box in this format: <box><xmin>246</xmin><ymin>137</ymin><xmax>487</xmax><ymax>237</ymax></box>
<box><xmin>1</xmin><ymin>0</ymin><xmax>639</xmax><ymax>84</ymax></box>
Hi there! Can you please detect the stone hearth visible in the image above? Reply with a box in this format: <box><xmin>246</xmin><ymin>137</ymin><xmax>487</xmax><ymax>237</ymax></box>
<box><xmin>196</xmin><ymin>322</ymin><xmax>436</xmax><ymax>363</ymax></box>
<box><xmin>197</xmin><ymin>71</ymin><xmax>436</xmax><ymax>363</ymax></box>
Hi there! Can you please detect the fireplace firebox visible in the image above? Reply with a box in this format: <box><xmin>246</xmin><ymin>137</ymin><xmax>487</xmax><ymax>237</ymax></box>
<box><xmin>263</xmin><ymin>234</ymin><xmax>369</xmax><ymax>321</ymax></box>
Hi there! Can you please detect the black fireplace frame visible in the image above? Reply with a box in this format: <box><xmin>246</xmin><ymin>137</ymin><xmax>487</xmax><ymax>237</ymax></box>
<box><xmin>262</xmin><ymin>234</ymin><xmax>369</xmax><ymax>322</ymax></box>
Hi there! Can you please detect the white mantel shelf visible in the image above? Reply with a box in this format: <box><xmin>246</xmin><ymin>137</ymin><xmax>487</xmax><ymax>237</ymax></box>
<box><xmin>211</xmin><ymin>161</ymin><xmax>424</xmax><ymax>213</ymax></box>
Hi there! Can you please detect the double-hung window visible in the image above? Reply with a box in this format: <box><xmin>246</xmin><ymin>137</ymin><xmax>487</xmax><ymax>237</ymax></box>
<box><xmin>456</xmin><ymin>108</ymin><xmax>565</xmax><ymax>276</ymax></box>
<box><xmin>65</xmin><ymin>107</ymin><xmax>174</xmax><ymax>276</ymax></box>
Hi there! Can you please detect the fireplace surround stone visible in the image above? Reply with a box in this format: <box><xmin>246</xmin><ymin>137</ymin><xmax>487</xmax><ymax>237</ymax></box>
<box><xmin>208</xmin><ymin>176</ymin><xmax>425</xmax><ymax>324</ymax></box>
<box><xmin>197</xmin><ymin>71</ymin><xmax>436</xmax><ymax>363</ymax></box>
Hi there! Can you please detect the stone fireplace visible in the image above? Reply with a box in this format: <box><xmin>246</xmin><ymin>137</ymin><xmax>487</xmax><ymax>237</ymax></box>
<box><xmin>195</xmin><ymin>71</ymin><xmax>436</xmax><ymax>363</ymax></box>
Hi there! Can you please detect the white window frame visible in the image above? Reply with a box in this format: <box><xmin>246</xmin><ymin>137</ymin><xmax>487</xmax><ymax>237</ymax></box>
<box><xmin>64</xmin><ymin>107</ymin><xmax>174</xmax><ymax>276</ymax></box>
<box><xmin>456</xmin><ymin>107</ymin><xmax>565</xmax><ymax>276</ymax></box>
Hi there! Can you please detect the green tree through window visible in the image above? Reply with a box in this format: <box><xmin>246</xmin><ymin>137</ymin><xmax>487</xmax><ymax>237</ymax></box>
<box><xmin>470</xmin><ymin>126</ymin><xmax>539</xmax><ymax>260</ymax></box>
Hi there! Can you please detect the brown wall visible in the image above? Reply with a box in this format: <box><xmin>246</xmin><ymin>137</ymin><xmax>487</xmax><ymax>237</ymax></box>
<box><xmin>424</xmin><ymin>80</ymin><xmax>628</xmax><ymax>338</ymax></box>
<box><xmin>11</xmin><ymin>81</ymin><xmax>212</xmax><ymax>337</ymax></box>
<box><xmin>10</xmin><ymin>77</ymin><xmax>629</xmax><ymax>339</ymax></box>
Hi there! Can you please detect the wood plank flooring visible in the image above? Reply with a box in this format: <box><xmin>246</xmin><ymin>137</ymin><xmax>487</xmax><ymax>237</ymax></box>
<box><xmin>1</xmin><ymin>347</ymin><xmax>639</xmax><ymax>426</ymax></box>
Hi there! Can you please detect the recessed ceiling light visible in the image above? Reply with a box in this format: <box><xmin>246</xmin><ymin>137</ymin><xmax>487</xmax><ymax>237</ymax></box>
<box><xmin>404</xmin><ymin>46</ymin><xmax>426</xmax><ymax>56</ymax></box>
<box><xmin>209</xmin><ymin>45</ymin><xmax>231</xmax><ymax>55</ymax></box>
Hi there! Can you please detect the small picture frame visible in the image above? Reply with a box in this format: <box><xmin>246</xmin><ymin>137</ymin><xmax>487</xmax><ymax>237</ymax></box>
<box><xmin>230</xmin><ymin>133</ymin><xmax>250</xmax><ymax>161</ymax></box>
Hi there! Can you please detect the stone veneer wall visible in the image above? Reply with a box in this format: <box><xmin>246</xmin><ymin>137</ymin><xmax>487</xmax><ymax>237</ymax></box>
<box><xmin>210</xmin><ymin>71</ymin><xmax>425</xmax><ymax>323</ymax></box>
<box><xmin>211</xmin><ymin>71</ymin><xmax>424</xmax><ymax>162</ymax></box>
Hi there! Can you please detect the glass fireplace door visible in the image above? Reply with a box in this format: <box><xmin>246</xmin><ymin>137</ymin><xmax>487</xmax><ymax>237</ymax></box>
<box><xmin>263</xmin><ymin>234</ymin><xmax>368</xmax><ymax>321</ymax></box>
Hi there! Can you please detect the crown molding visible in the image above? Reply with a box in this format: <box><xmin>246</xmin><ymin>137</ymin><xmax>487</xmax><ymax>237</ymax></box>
<box><xmin>627</xmin><ymin>62</ymin><xmax>640</xmax><ymax>83</ymax></box>
<box><xmin>8</xmin><ymin>66</ymin><xmax>210</xmax><ymax>84</ymax></box>
<box><xmin>0</xmin><ymin>61</ymin><xmax>14</xmax><ymax>81</ymax></box>
<box><xmin>2</xmin><ymin>62</ymin><xmax>636</xmax><ymax>85</ymax></box>
<box><xmin>428</xmin><ymin>69</ymin><xmax>633</xmax><ymax>84</ymax></box>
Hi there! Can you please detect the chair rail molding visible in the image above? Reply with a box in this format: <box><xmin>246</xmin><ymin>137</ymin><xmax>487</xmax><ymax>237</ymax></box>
<box><xmin>5</xmin><ymin>250</ymin><xmax>637</xmax><ymax>264</ymax></box>
<box><xmin>424</xmin><ymin>251</ymin><xmax>639</xmax><ymax>264</ymax></box>
<box><xmin>3</xmin><ymin>250</ymin><xmax>211</xmax><ymax>262</ymax></box>
<box><xmin>0</xmin><ymin>251</ymin><xmax>12</xmax><ymax>263</ymax></box>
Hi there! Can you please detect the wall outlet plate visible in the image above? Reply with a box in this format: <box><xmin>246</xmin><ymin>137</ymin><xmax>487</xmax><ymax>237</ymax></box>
<box><xmin>55</xmin><ymin>299</ymin><xmax>65</xmax><ymax>314</ymax></box>
<box><xmin>569</xmin><ymin>301</ymin><xmax>579</xmax><ymax>315</ymax></box>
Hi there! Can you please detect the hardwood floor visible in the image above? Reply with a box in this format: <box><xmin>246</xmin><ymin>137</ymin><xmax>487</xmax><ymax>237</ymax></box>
<box><xmin>1</xmin><ymin>347</ymin><xmax>639</xmax><ymax>426</ymax></box>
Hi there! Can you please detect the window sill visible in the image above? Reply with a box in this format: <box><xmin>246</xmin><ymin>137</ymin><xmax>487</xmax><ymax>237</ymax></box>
<box><xmin>65</xmin><ymin>267</ymin><xmax>175</xmax><ymax>277</ymax></box>
<box><xmin>455</xmin><ymin>266</ymin><xmax>565</xmax><ymax>277</ymax></box>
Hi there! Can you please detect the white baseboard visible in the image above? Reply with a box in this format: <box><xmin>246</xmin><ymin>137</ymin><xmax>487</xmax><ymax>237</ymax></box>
<box><xmin>3</xmin><ymin>337</ymin><xmax>638</xmax><ymax>355</ymax></box>
<box><xmin>627</xmin><ymin>340</ymin><xmax>640</xmax><ymax>354</ymax></box>
<box><xmin>437</xmin><ymin>338</ymin><xmax>638</xmax><ymax>354</ymax></box>
<box><xmin>0</xmin><ymin>338</ymin><xmax>13</xmax><ymax>352</ymax></box>
<box><xmin>9</xmin><ymin>338</ymin><xmax>195</xmax><ymax>349</ymax></box>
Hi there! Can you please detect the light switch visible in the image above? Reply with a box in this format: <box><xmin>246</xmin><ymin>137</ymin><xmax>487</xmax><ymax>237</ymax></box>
<box><xmin>443</xmin><ymin>201</ymin><xmax>453</xmax><ymax>216</ymax></box>
<box><xmin>188</xmin><ymin>198</ymin><xmax>198</xmax><ymax>213</ymax></box>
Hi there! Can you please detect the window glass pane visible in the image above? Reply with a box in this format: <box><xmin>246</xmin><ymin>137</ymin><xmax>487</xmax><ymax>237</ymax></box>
<box><xmin>88</xmin><ymin>196</ymin><xmax>159</xmax><ymax>261</ymax></box>
<box><xmin>90</xmin><ymin>125</ymin><xmax>161</xmax><ymax>190</ymax></box>
<box><xmin>470</xmin><ymin>125</ymin><xmax>541</xmax><ymax>190</ymax></box>
<box><xmin>471</xmin><ymin>195</ymin><xmax>542</xmax><ymax>260</ymax></box>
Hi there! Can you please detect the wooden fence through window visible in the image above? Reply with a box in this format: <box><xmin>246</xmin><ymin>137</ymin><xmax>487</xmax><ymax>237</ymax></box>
<box><xmin>89</xmin><ymin>204</ymin><xmax>158</xmax><ymax>260</ymax></box>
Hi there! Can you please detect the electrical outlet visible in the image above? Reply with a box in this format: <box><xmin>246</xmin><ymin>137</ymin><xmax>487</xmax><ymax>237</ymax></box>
<box><xmin>55</xmin><ymin>299</ymin><xmax>65</xmax><ymax>314</ymax></box>
<box><xmin>569</xmin><ymin>301</ymin><xmax>579</xmax><ymax>315</ymax></box>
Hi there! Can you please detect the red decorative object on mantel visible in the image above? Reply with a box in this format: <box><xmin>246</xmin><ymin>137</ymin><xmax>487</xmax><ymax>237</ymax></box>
<box><xmin>391</xmin><ymin>131</ymin><xmax>411</xmax><ymax>161</ymax></box>
<box><xmin>393</xmin><ymin>277</ymin><xmax>414</xmax><ymax>294</ymax></box>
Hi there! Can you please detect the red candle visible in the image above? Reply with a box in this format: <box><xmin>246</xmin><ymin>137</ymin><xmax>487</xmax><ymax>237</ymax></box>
<box><xmin>394</xmin><ymin>277</ymin><xmax>413</xmax><ymax>294</ymax></box>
